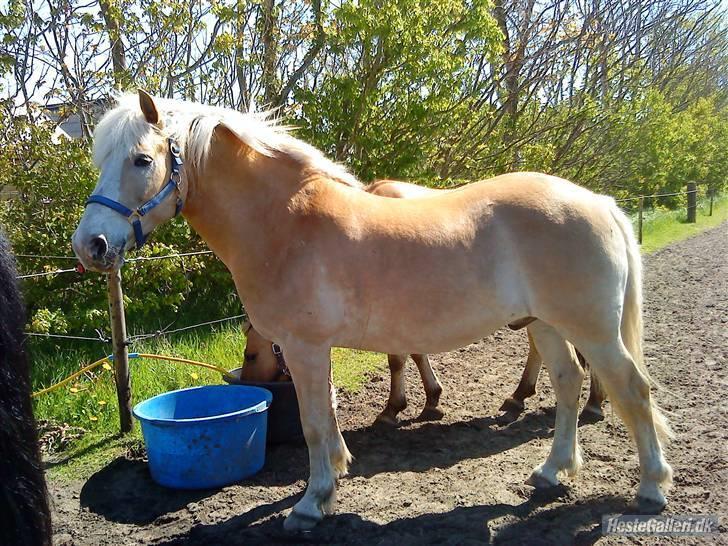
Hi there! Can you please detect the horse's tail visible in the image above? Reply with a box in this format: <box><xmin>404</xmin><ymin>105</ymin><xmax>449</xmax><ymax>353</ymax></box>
<box><xmin>609</xmin><ymin>203</ymin><xmax>673</xmax><ymax>445</ymax></box>
<box><xmin>0</xmin><ymin>231</ymin><xmax>52</xmax><ymax>546</ymax></box>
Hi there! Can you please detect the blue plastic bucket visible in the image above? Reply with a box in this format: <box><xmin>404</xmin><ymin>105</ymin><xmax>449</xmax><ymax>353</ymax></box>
<box><xmin>132</xmin><ymin>385</ymin><xmax>272</xmax><ymax>489</ymax></box>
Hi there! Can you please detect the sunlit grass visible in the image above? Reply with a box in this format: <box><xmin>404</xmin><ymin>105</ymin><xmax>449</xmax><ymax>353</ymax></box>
<box><xmin>637</xmin><ymin>194</ymin><xmax>728</xmax><ymax>254</ymax></box>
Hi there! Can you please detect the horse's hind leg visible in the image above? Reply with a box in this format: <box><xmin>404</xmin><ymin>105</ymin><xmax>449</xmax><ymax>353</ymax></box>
<box><xmin>500</xmin><ymin>329</ymin><xmax>542</xmax><ymax>414</ymax></box>
<box><xmin>577</xmin><ymin>340</ymin><xmax>672</xmax><ymax>510</ymax></box>
<box><xmin>375</xmin><ymin>354</ymin><xmax>408</xmax><ymax>426</ymax></box>
<box><xmin>412</xmin><ymin>354</ymin><xmax>444</xmax><ymax>421</ymax></box>
<box><xmin>526</xmin><ymin>321</ymin><xmax>584</xmax><ymax>488</ymax></box>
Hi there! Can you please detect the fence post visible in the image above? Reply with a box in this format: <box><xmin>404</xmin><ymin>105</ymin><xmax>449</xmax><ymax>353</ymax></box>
<box><xmin>708</xmin><ymin>187</ymin><xmax>714</xmax><ymax>217</ymax></box>
<box><xmin>107</xmin><ymin>269</ymin><xmax>132</xmax><ymax>433</ymax></box>
<box><xmin>686</xmin><ymin>182</ymin><xmax>697</xmax><ymax>223</ymax></box>
<box><xmin>637</xmin><ymin>196</ymin><xmax>644</xmax><ymax>244</ymax></box>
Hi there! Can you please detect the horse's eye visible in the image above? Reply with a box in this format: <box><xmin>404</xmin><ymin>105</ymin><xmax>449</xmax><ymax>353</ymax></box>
<box><xmin>245</xmin><ymin>353</ymin><xmax>257</xmax><ymax>363</ymax></box>
<box><xmin>134</xmin><ymin>155</ymin><xmax>153</xmax><ymax>167</ymax></box>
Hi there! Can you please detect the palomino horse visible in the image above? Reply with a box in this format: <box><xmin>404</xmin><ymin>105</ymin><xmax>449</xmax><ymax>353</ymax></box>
<box><xmin>73</xmin><ymin>91</ymin><xmax>673</xmax><ymax>531</ymax></box>
<box><xmin>240</xmin><ymin>180</ymin><xmax>606</xmax><ymax>425</ymax></box>
<box><xmin>238</xmin><ymin>179</ymin><xmax>607</xmax><ymax>424</ymax></box>
<box><xmin>0</xmin><ymin>231</ymin><xmax>52</xmax><ymax>546</ymax></box>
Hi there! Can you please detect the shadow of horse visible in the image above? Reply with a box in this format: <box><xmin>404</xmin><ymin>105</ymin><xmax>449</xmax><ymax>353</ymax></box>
<box><xmin>155</xmin><ymin>488</ymin><xmax>628</xmax><ymax>545</ymax></box>
<box><xmin>345</xmin><ymin>409</ymin><xmax>558</xmax><ymax>478</ymax></box>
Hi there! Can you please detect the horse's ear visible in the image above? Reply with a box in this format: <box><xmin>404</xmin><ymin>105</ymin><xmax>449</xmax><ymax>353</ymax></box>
<box><xmin>138</xmin><ymin>89</ymin><xmax>159</xmax><ymax>124</ymax></box>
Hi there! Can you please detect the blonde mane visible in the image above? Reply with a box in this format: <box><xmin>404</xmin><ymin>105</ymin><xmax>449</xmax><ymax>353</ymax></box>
<box><xmin>92</xmin><ymin>93</ymin><xmax>362</xmax><ymax>188</ymax></box>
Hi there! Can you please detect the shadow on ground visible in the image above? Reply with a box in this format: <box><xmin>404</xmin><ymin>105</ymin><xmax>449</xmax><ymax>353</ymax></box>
<box><xmin>156</xmin><ymin>488</ymin><xmax>626</xmax><ymax>545</ymax></box>
<box><xmin>79</xmin><ymin>458</ymin><xmax>219</xmax><ymax>525</ymax></box>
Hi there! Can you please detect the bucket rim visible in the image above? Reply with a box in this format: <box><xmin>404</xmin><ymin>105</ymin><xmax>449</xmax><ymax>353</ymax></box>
<box><xmin>132</xmin><ymin>384</ymin><xmax>272</xmax><ymax>425</ymax></box>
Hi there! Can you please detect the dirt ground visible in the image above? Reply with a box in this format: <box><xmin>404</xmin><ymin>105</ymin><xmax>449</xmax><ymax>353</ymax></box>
<box><xmin>50</xmin><ymin>223</ymin><xmax>728</xmax><ymax>545</ymax></box>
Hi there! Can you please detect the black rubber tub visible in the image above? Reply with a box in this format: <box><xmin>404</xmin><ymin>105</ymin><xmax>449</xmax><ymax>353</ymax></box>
<box><xmin>224</xmin><ymin>368</ymin><xmax>303</xmax><ymax>444</ymax></box>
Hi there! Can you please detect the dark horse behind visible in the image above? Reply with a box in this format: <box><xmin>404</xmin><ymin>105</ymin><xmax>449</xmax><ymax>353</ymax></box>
<box><xmin>0</xmin><ymin>230</ymin><xmax>51</xmax><ymax>545</ymax></box>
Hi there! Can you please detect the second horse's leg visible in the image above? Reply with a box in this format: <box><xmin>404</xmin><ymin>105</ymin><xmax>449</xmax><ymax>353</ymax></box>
<box><xmin>412</xmin><ymin>354</ymin><xmax>444</xmax><ymax>421</ymax></box>
<box><xmin>375</xmin><ymin>354</ymin><xmax>408</xmax><ymax>426</ymax></box>
<box><xmin>500</xmin><ymin>329</ymin><xmax>542</xmax><ymax>414</ymax></box>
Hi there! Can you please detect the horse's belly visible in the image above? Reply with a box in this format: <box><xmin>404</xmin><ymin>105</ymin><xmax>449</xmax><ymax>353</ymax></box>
<box><xmin>333</xmin><ymin>284</ymin><xmax>521</xmax><ymax>355</ymax></box>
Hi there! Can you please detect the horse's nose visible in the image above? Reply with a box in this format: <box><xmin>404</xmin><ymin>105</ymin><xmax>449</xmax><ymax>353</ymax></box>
<box><xmin>89</xmin><ymin>234</ymin><xmax>108</xmax><ymax>261</ymax></box>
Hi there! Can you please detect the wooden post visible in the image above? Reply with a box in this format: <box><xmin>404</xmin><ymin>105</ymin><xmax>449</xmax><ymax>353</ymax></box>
<box><xmin>687</xmin><ymin>182</ymin><xmax>697</xmax><ymax>223</ymax></box>
<box><xmin>637</xmin><ymin>196</ymin><xmax>644</xmax><ymax>245</ymax></box>
<box><xmin>107</xmin><ymin>269</ymin><xmax>132</xmax><ymax>433</ymax></box>
<box><xmin>709</xmin><ymin>188</ymin><xmax>714</xmax><ymax>217</ymax></box>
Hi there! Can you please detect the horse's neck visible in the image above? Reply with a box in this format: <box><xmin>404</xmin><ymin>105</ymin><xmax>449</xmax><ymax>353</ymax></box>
<box><xmin>182</xmin><ymin>143</ymin><xmax>309</xmax><ymax>298</ymax></box>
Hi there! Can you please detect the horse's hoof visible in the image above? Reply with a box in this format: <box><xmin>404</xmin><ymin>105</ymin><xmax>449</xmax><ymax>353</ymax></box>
<box><xmin>579</xmin><ymin>405</ymin><xmax>604</xmax><ymax>423</ymax></box>
<box><xmin>525</xmin><ymin>470</ymin><xmax>559</xmax><ymax>489</ymax></box>
<box><xmin>496</xmin><ymin>410</ymin><xmax>520</xmax><ymax>426</ymax></box>
<box><xmin>283</xmin><ymin>510</ymin><xmax>322</xmax><ymax>532</ymax></box>
<box><xmin>499</xmin><ymin>397</ymin><xmax>525</xmax><ymax>414</ymax></box>
<box><xmin>374</xmin><ymin>412</ymin><xmax>399</xmax><ymax>427</ymax></box>
<box><xmin>632</xmin><ymin>495</ymin><xmax>667</xmax><ymax>514</ymax></box>
<box><xmin>417</xmin><ymin>406</ymin><xmax>445</xmax><ymax>421</ymax></box>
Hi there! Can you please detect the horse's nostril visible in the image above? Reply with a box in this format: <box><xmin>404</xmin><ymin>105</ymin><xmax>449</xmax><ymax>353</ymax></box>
<box><xmin>89</xmin><ymin>235</ymin><xmax>108</xmax><ymax>261</ymax></box>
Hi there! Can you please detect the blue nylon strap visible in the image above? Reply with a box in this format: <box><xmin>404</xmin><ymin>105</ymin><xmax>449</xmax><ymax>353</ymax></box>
<box><xmin>86</xmin><ymin>194</ymin><xmax>135</xmax><ymax>218</ymax></box>
<box><xmin>138</xmin><ymin>178</ymin><xmax>178</xmax><ymax>216</ymax></box>
<box><xmin>132</xmin><ymin>218</ymin><xmax>147</xmax><ymax>247</ymax></box>
<box><xmin>84</xmin><ymin>137</ymin><xmax>184</xmax><ymax>250</ymax></box>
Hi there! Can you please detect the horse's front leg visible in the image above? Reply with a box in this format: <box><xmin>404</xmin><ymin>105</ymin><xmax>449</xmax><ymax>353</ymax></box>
<box><xmin>282</xmin><ymin>341</ymin><xmax>351</xmax><ymax>531</ymax></box>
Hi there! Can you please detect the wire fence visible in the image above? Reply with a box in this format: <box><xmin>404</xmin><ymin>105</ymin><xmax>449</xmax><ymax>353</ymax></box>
<box><xmin>23</xmin><ymin>312</ymin><xmax>248</xmax><ymax>346</ymax></box>
<box><xmin>613</xmin><ymin>190</ymin><xmax>692</xmax><ymax>203</ymax></box>
<box><xmin>18</xmin><ymin>248</ymin><xmax>242</xmax><ymax>345</ymax></box>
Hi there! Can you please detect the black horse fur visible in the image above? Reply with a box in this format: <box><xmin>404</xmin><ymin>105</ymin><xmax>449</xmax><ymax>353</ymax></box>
<box><xmin>0</xmin><ymin>230</ymin><xmax>51</xmax><ymax>545</ymax></box>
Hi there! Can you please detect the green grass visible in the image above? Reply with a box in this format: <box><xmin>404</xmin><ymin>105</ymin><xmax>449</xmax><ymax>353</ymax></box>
<box><xmin>34</xmin><ymin>194</ymin><xmax>727</xmax><ymax>480</ymax></box>
<box><xmin>637</xmin><ymin>194</ymin><xmax>728</xmax><ymax>254</ymax></box>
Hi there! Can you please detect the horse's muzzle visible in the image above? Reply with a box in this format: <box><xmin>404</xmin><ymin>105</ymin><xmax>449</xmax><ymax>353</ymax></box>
<box><xmin>72</xmin><ymin>231</ymin><xmax>124</xmax><ymax>272</ymax></box>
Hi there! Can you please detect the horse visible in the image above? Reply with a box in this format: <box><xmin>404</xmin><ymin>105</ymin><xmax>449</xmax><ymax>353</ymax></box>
<box><xmin>238</xmin><ymin>179</ymin><xmax>606</xmax><ymax>424</ymax></box>
<box><xmin>0</xmin><ymin>230</ymin><xmax>52</xmax><ymax>546</ymax></box>
<box><xmin>72</xmin><ymin>91</ymin><xmax>673</xmax><ymax>531</ymax></box>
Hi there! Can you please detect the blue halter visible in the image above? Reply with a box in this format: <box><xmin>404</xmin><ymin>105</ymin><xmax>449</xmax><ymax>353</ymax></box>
<box><xmin>85</xmin><ymin>138</ymin><xmax>184</xmax><ymax>249</ymax></box>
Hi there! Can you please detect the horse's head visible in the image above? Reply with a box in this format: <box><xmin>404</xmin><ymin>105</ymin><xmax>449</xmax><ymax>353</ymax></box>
<box><xmin>73</xmin><ymin>90</ymin><xmax>187</xmax><ymax>271</ymax></box>
<box><xmin>240</xmin><ymin>321</ymin><xmax>287</xmax><ymax>383</ymax></box>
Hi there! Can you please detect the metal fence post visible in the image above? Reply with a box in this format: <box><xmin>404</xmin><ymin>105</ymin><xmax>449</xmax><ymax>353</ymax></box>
<box><xmin>107</xmin><ymin>269</ymin><xmax>133</xmax><ymax>433</ymax></box>
<box><xmin>687</xmin><ymin>182</ymin><xmax>697</xmax><ymax>223</ymax></box>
